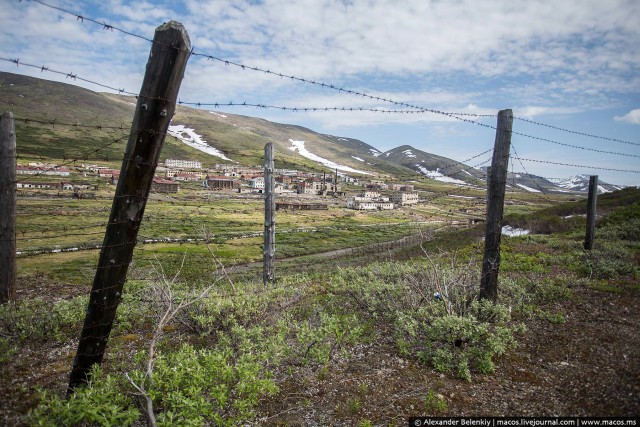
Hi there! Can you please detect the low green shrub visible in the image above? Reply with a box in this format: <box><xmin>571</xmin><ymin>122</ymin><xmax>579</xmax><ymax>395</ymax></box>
<box><xmin>424</xmin><ymin>389</ymin><xmax>448</xmax><ymax>415</ymax></box>
<box><xmin>395</xmin><ymin>300</ymin><xmax>523</xmax><ymax>381</ymax></box>
<box><xmin>135</xmin><ymin>344</ymin><xmax>278</xmax><ymax>427</ymax></box>
<box><xmin>0</xmin><ymin>297</ymin><xmax>86</xmax><ymax>343</ymax></box>
<box><xmin>30</xmin><ymin>365</ymin><xmax>140</xmax><ymax>427</ymax></box>
<box><xmin>577</xmin><ymin>242</ymin><xmax>638</xmax><ymax>279</ymax></box>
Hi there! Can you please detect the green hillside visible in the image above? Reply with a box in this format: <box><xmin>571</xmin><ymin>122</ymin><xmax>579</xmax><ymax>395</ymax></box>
<box><xmin>1</xmin><ymin>72</ymin><xmax>416</xmax><ymax>176</ymax></box>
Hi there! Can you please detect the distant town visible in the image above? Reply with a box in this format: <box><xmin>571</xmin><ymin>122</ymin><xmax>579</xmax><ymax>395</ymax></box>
<box><xmin>16</xmin><ymin>158</ymin><xmax>421</xmax><ymax>209</ymax></box>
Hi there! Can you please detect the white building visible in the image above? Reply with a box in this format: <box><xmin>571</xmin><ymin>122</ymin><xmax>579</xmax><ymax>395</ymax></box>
<box><xmin>165</xmin><ymin>159</ymin><xmax>202</xmax><ymax>169</ymax></box>
<box><xmin>391</xmin><ymin>192</ymin><xmax>419</xmax><ymax>206</ymax></box>
<box><xmin>249</xmin><ymin>177</ymin><xmax>265</xmax><ymax>189</ymax></box>
<box><xmin>347</xmin><ymin>196</ymin><xmax>394</xmax><ymax>210</ymax></box>
<box><xmin>362</xmin><ymin>190</ymin><xmax>380</xmax><ymax>199</ymax></box>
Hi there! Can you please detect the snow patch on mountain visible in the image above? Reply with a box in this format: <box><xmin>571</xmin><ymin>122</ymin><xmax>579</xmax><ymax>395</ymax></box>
<box><xmin>288</xmin><ymin>139</ymin><xmax>372</xmax><ymax>175</ymax></box>
<box><xmin>402</xmin><ymin>149</ymin><xmax>417</xmax><ymax>158</ymax></box>
<box><xmin>415</xmin><ymin>165</ymin><xmax>467</xmax><ymax>185</ymax></box>
<box><xmin>502</xmin><ymin>226</ymin><xmax>529</xmax><ymax>237</ymax></box>
<box><xmin>168</xmin><ymin>125</ymin><xmax>233</xmax><ymax>161</ymax></box>
<box><xmin>516</xmin><ymin>183</ymin><xmax>541</xmax><ymax>193</ymax></box>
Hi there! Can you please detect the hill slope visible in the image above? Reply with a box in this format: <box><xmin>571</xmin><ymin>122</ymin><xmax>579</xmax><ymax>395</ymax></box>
<box><xmin>3</xmin><ymin>71</ymin><xmax>620</xmax><ymax>193</ymax></box>
<box><xmin>381</xmin><ymin>144</ymin><xmax>487</xmax><ymax>185</ymax></box>
<box><xmin>0</xmin><ymin>72</ymin><xmax>415</xmax><ymax>176</ymax></box>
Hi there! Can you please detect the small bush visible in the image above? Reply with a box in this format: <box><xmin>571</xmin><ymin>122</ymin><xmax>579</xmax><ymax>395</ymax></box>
<box><xmin>30</xmin><ymin>365</ymin><xmax>140</xmax><ymax>427</ymax></box>
<box><xmin>424</xmin><ymin>389</ymin><xmax>448</xmax><ymax>415</ymax></box>
<box><xmin>396</xmin><ymin>300</ymin><xmax>523</xmax><ymax>381</ymax></box>
<box><xmin>0</xmin><ymin>297</ymin><xmax>85</xmax><ymax>343</ymax></box>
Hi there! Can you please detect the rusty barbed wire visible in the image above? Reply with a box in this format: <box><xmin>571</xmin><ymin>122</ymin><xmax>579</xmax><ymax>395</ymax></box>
<box><xmin>178</xmin><ymin>100</ymin><xmax>496</xmax><ymax>118</ymax></box>
<box><xmin>510</xmin><ymin>156</ymin><xmax>640</xmax><ymax>174</ymax></box>
<box><xmin>514</xmin><ymin>116</ymin><xmax>639</xmax><ymax>147</ymax></box>
<box><xmin>511</xmin><ymin>129</ymin><xmax>639</xmax><ymax>158</ymax></box>
<box><xmin>24</xmin><ymin>0</ymin><xmax>154</xmax><ymax>43</ymax></box>
<box><xmin>0</xmin><ymin>57</ymin><xmax>138</xmax><ymax>97</ymax></box>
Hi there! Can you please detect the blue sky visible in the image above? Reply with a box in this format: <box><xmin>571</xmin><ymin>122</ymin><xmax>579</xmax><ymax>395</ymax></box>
<box><xmin>1</xmin><ymin>0</ymin><xmax>639</xmax><ymax>185</ymax></box>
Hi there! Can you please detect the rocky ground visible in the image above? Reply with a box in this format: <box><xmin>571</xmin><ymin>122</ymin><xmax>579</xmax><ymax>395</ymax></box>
<box><xmin>257</xmin><ymin>283</ymin><xmax>640</xmax><ymax>425</ymax></box>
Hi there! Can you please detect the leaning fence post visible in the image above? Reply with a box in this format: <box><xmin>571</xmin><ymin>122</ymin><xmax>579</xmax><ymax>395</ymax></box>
<box><xmin>480</xmin><ymin>109</ymin><xmax>513</xmax><ymax>303</ymax></box>
<box><xmin>0</xmin><ymin>112</ymin><xmax>17</xmax><ymax>304</ymax></box>
<box><xmin>68</xmin><ymin>21</ymin><xmax>191</xmax><ymax>393</ymax></box>
<box><xmin>263</xmin><ymin>142</ymin><xmax>275</xmax><ymax>286</ymax></box>
<box><xmin>584</xmin><ymin>175</ymin><xmax>598</xmax><ymax>250</ymax></box>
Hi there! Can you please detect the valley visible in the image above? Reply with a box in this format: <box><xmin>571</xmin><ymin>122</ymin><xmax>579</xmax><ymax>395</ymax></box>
<box><xmin>1</xmin><ymin>71</ymin><xmax>638</xmax><ymax>426</ymax></box>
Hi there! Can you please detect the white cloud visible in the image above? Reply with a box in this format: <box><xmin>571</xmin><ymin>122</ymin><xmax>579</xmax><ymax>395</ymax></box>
<box><xmin>614</xmin><ymin>109</ymin><xmax>640</xmax><ymax>125</ymax></box>
<box><xmin>514</xmin><ymin>106</ymin><xmax>582</xmax><ymax>119</ymax></box>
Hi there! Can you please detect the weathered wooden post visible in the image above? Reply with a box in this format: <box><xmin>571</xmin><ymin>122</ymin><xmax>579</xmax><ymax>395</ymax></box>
<box><xmin>480</xmin><ymin>109</ymin><xmax>513</xmax><ymax>303</ymax></box>
<box><xmin>584</xmin><ymin>175</ymin><xmax>598</xmax><ymax>250</ymax></box>
<box><xmin>68</xmin><ymin>21</ymin><xmax>190</xmax><ymax>392</ymax></box>
<box><xmin>263</xmin><ymin>142</ymin><xmax>275</xmax><ymax>286</ymax></box>
<box><xmin>0</xmin><ymin>112</ymin><xmax>17</xmax><ymax>304</ymax></box>
<box><xmin>485</xmin><ymin>166</ymin><xmax>491</xmax><ymax>210</ymax></box>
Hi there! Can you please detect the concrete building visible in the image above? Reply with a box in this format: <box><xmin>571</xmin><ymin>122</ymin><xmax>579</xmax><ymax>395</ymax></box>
<box><xmin>249</xmin><ymin>177</ymin><xmax>265</xmax><ymax>189</ymax></box>
<box><xmin>391</xmin><ymin>192</ymin><xmax>419</xmax><ymax>206</ymax></box>
<box><xmin>165</xmin><ymin>159</ymin><xmax>202</xmax><ymax>169</ymax></box>
<box><xmin>347</xmin><ymin>195</ymin><xmax>394</xmax><ymax>210</ymax></box>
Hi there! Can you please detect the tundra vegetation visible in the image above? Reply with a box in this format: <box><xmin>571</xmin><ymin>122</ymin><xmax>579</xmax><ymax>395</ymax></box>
<box><xmin>1</xmin><ymin>186</ymin><xmax>639</xmax><ymax>426</ymax></box>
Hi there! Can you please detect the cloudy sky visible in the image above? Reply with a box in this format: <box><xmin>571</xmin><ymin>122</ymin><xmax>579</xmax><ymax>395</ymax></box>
<box><xmin>1</xmin><ymin>0</ymin><xmax>639</xmax><ymax>185</ymax></box>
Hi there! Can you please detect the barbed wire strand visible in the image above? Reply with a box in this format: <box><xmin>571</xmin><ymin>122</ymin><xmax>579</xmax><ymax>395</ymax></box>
<box><xmin>511</xmin><ymin>156</ymin><xmax>640</xmax><ymax>174</ymax></box>
<box><xmin>0</xmin><ymin>57</ymin><xmax>138</xmax><ymax>97</ymax></box>
<box><xmin>514</xmin><ymin>116</ymin><xmax>639</xmax><ymax>147</ymax></box>
<box><xmin>25</xmin><ymin>0</ymin><xmax>154</xmax><ymax>43</ymax></box>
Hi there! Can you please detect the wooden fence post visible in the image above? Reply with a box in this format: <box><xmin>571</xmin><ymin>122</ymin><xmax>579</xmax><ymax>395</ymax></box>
<box><xmin>263</xmin><ymin>142</ymin><xmax>275</xmax><ymax>286</ymax></box>
<box><xmin>480</xmin><ymin>109</ymin><xmax>513</xmax><ymax>303</ymax></box>
<box><xmin>0</xmin><ymin>112</ymin><xmax>17</xmax><ymax>304</ymax></box>
<box><xmin>584</xmin><ymin>175</ymin><xmax>598</xmax><ymax>250</ymax></box>
<box><xmin>485</xmin><ymin>166</ymin><xmax>491</xmax><ymax>211</ymax></box>
<box><xmin>68</xmin><ymin>21</ymin><xmax>190</xmax><ymax>392</ymax></box>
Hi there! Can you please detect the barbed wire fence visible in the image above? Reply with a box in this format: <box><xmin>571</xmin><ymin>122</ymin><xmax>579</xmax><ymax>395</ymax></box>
<box><xmin>1</xmin><ymin>0</ymin><xmax>638</xmax><ymax>394</ymax></box>
<box><xmin>3</xmin><ymin>4</ymin><xmax>636</xmax><ymax>271</ymax></box>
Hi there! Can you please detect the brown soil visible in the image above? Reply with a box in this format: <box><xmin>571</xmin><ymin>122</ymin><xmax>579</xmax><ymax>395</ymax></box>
<box><xmin>256</xmin><ymin>284</ymin><xmax>640</xmax><ymax>425</ymax></box>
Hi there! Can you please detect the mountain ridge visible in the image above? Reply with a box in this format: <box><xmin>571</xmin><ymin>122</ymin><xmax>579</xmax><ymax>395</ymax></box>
<box><xmin>0</xmin><ymin>71</ymin><xmax>622</xmax><ymax>193</ymax></box>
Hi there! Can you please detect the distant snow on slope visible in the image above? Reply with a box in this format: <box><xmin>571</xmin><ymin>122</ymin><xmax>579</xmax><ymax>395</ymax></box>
<box><xmin>209</xmin><ymin>111</ymin><xmax>227</xmax><ymax>118</ymax></box>
<box><xmin>415</xmin><ymin>165</ymin><xmax>467</xmax><ymax>185</ymax></box>
<box><xmin>550</xmin><ymin>175</ymin><xmax>624</xmax><ymax>193</ymax></box>
<box><xmin>402</xmin><ymin>149</ymin><xmax>416</xmax><ymax>158</ymax></box>
<box><xmin>288</xmin><ymin>139</ymin><xmax>372</xmax><ymax>175</ymax></box>
<box><xmin>550</xmin><ymin>175</ymin><xmax>589</xmax><ymax>191</ymax></box>
<box><xmin>352</xmin><ymin>156</ymin><xmax>365</xmax><ymax>162</ymax></box>
<box><xmin>369</xmin><ymin>149</ymin><xmax>381</xmax><ymax>157</ymax></box>
<box><xmin>168</xmin><ymin>125</ymin><xmax>233</xmax><ymax>161</ymax></box>
<box><xmin>502</xmin><ymin>226</ymin><xmax>529</xmax><ymax>237</ymax></box>
<box><xmin>516</xmin><ymin>183</ymin><xmax>541</xmax><ymax>193</ymax></box>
